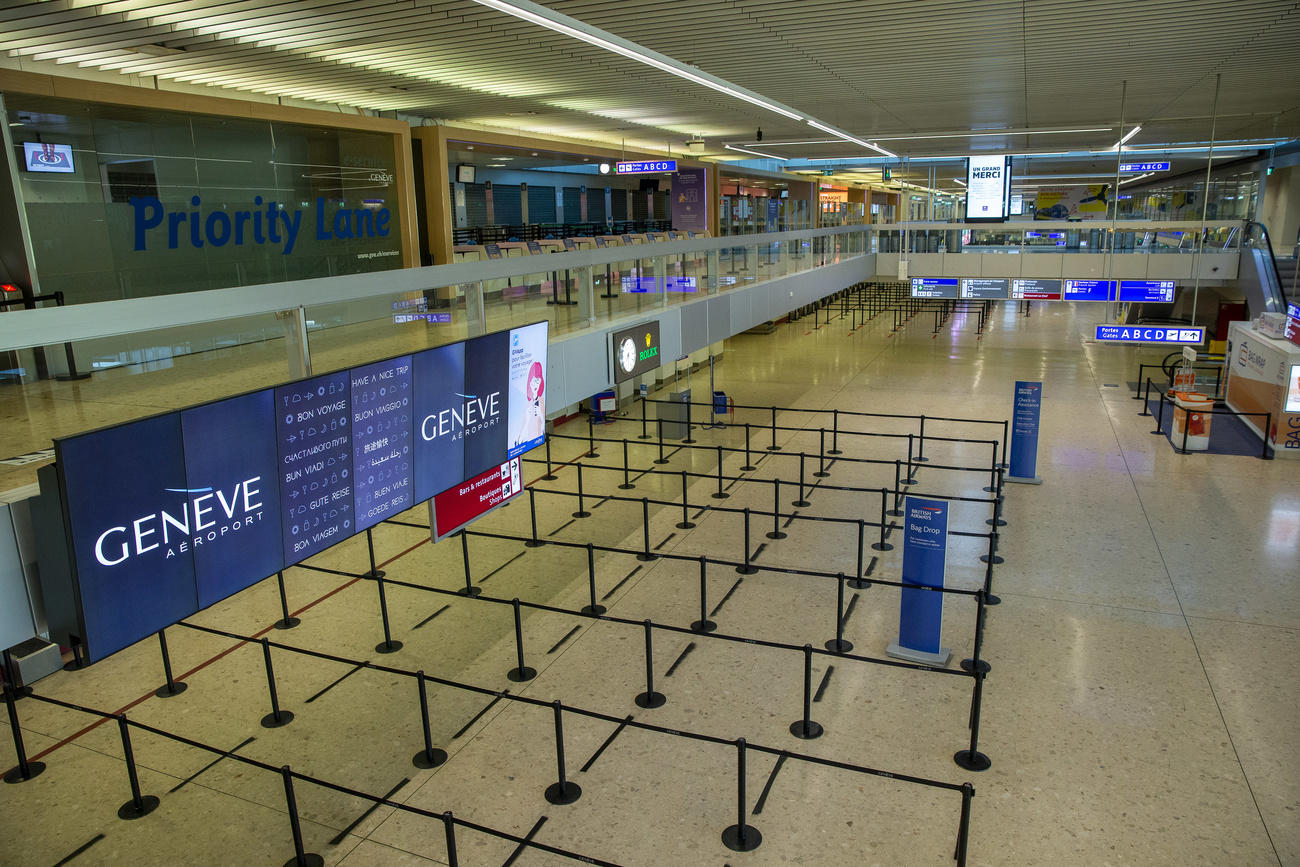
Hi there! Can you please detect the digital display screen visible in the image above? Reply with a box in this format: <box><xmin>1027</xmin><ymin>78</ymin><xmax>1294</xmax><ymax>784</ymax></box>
<box><xmin>54</xmin><ymin>322</ymin><xmax>549</xmax><ymax>662</ymax></box>
<box><xmin>965</xmin><ymin>155</ymin><xmax>1011</xmax><ymax>222</ymax></box>
<box><xmin>911</xmin><ymin>277</ymin><xmax>959</xmax><ymax>299</ymax></box>
<box><xmin>1011</xmin><ymin>279</ymin><xmax>1062</xmax><ymax>300</ymax></box>
<box><xmin>456</xmin><ymin>164</ymin><xmax>475</xmax><ymax>183</ymax></box>
<box><xmin>1286</xmin><ymin>364</ymin><xmax>1300</xmax><ymax>413</ymax></box>
<box><xmin>1117</xmin><ymin>280</ymin><xmax>1176</xmax><ymax>303</ymax></box>
<box><xmin>1063</xmin><ymin>279</ymin><xmax>1114</xmax><ymax>302</ymax></box>
<box><xmin>959</xmin><ymin>278</ymin><xmax>1009</xmax><ymax>299</ymax></box>
<box><xmin>23</xmin><ymin>142</ymin><xmax>75</xmax><ymax>173</ymax></box>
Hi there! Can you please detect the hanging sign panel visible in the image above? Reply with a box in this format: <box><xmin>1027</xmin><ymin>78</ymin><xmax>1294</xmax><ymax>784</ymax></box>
<box><xmin>965</xmin><ymin>155</ymin><xmax>1011</xmax><ymax>222</ymax></box>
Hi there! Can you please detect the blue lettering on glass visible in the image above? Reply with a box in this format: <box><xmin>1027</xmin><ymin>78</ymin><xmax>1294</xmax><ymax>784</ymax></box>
<box><xmin>130</xmin><ymin>195</ymin><xmax>391</xmax><ymax>255</ymax></box>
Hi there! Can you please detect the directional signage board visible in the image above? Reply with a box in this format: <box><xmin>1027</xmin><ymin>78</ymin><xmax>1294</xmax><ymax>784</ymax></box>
<box><xmin>1095</xmin><ymin>325</ymin><xmax>1205</xmax><ymax>344</ymax></box>
<box><xmin>1011</xmin><ymin>279</ymin><xmax>1062</xmax><ymax>300</ymax></box>
<box><xmin>911</xmin><ymin>277</ymin><xmax>959</xmax><ymax>299</ymax></box>
<box><xmin>959</xmin><ymin>278</ymin><xmax>1009</xmax><ymax>299</ymax></box>
<box><xmin>1119</xmin><ymin>162</ymin><xmax>1171</xmax><ymax>172</ymax></box>
<box><xmin>616</xmin><ymin>160</ymin><xmax>677</xmax><ymax>174</ymax></box>
<box><xmin>1063</xmin><ymin>279</ymin><xmax>1114</xmax><ymax>302</ymax></box>
<box><xmin>1117</xmin><ymin>280</ymin><xmax>1176</xmax><ymax>303</ymax></box>
<box><xmin>429</xmin><ymin>458</ymin><xmax>522</xmax><ymax>542</ymax></box>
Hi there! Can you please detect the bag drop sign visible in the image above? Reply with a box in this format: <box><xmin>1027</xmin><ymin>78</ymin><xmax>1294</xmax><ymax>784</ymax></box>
<box><xmin>130</xmin><ymin>195</ymin><xmax>392</xmax><ymax>255</ymax></box>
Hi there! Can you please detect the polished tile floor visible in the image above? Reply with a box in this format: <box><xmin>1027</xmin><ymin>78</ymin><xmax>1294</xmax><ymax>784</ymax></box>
<box><xmin>2</xmin><ymin>295</ymin><xmax>1297</xmax><ymax>866</ymax></box>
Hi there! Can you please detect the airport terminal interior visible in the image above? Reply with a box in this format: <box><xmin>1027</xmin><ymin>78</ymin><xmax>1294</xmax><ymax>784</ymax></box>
<box><xmin>1</xmin><ymin>2</ymin><xmax>1299</xmax><ymax>865</ymax></box>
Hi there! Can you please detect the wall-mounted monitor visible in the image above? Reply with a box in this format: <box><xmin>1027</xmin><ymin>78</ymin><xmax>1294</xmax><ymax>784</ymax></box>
<box><xmin>23</xmin><ymin>142</ymin><xmax>75</xmax><ymax>173</ymax></box>
<box><xmin>456</xmin><ymin>164</ymin><xmax>476</xmax><ymax>184</ymax></box>
<box><xmin>1286</xmin><ymin>364</ymin><xmax>1300</xmax><ymax>413</ymax></box>
<box><xmin>611</xmin><ymin>321</ymin><xmax>661</xmax><ymax>384</ymax></box>
<box><xmin>965</xmin><ymin>155</ymin><xmax>1011</xmax><ymax>222</ymax></box>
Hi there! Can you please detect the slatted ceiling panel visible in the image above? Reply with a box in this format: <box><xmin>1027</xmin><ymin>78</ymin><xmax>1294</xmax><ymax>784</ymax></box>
<box><xmin>0</xmin><ymin>0</ymin><xmax>1295</xmax><ymax>158</ymax></box>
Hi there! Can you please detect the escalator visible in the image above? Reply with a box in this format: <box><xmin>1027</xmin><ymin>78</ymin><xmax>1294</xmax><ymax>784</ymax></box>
<box><xmin>1238</xmin><ymin>220</ymin><xmax>1289</xmax><ymax>317</ymax></box>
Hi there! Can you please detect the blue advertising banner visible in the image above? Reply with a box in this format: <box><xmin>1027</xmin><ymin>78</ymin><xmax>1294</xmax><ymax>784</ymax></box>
<box><xmin>887</xmin><ymin>496</ymin><xmax>951</xmax><ymax>665</ymax></box>
<box><xmin>350</xmin><ymin>356</ymin><xmax>413</xmax><ymax>532</ymax></box>
<box><xmin>1008</xmin><ymin>380</ymin><xmax>1043</xmax><ymax>484</ymax></box>
<box><xmin>766</xmin><ymin>198</ymin><xmax>778</xmax><ymax>232</ymax></box>
<box><xmin>671</xmin><ymin>167</ymin><xmax>707</xmax><ymax>234</ymax></box>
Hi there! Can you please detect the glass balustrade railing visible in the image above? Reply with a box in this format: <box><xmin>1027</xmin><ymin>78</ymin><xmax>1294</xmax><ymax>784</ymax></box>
<box><xmin>869</xmin><ymin>220</ymin><xmax>1244</xmax><ymax>255</ymax></box>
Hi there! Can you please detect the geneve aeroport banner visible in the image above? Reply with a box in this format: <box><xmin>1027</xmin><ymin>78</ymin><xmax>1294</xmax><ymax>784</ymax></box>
<box><xmin>54</xmin><ymin>321</ymin><xmax>548</xmax><ymax>662</ymax></box>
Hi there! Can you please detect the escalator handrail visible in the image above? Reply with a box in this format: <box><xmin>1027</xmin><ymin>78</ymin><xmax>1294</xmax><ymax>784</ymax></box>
<box><xmin>1243</xmin><ymin>221</ymin><xmax>1288</xmax><ymax>312</ymax></box>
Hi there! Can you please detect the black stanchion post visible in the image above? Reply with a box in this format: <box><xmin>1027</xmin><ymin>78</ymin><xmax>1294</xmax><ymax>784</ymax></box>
<box><xmin>955</xmin><ymin>783</ymin><xmax>974</xmax><ymax>867</ymax></box>
<box><xmin>828</xmin><ymin>409</ymin><xmax>842</xmax><ymax>455</ymax></box>
<box><xmin>767</xmin><ymin>480</ymin><xmax>787</xmax><ymax>540</ymax></box>
<box><xmin>1180</xmin><ymin>408</ymin><xmax>1190</xmax><ymax>454</ymax></box>
<box><xmin>275</xmin><ymin>571</ymin><xmax>300</xmax><ymax>629</ymax></box>
<box><xmin>634</xmin><ymin>620</ymin><xmax>666</xmax><ymax>708</ymax></box>
<box><xmin>815</xmin><ymin>428</ymin><xmax>830</xmax><ymax>478</ymax></box>
<box><xmin>872</xmin><ymin>490</ymin><xmax>893</xmax><ymax>552</ymax></box>
<box><xmin>586</xmin><ymin>411</ymin><xmax>598</xmax><ymax>458</ymax></box>
<box><xmin>917</xmin><ymin>415</ymin><xmax>929</xmax><ymax>462</ymax></box>
<box><xmin>792</xmin><ymin>453</ymin><xmax>811</xmax><ymax>507</ymax></box>
<box><xmin>979</xmin><ymin>529</ymin><xmax>1003</xmax><ymax>566</ymax></box>
<box><xmin>544</xmin><ymin>701</ymin><xmax>582</xmax><ymax>804</ymax></box>
<box><xmin>677</xmin><ymin>470</ymin><xmax>696</xmax><ymax>529</ymax></box>
<box><xmin>582</xmin><ymin>543</ymin><xmax>606</xmax><ymax>615</ymax></box>
<box><xmin>954</xmin><ymin>670</ymin><xmax>992</xmax><ymax>772</ymax></box>
<box><xmin>458</xmin><ymin>531</ymin><xmax>481</xmax><ymax>597</ymax></box>
<box><xmin>961</xmin><ymin>593</ymin><xmax>992</xmax><ymax>675</ymax></box>
<box><xmin>154</xmin><ymin>627</ymin><xmax>187</xmax><ymax>698</ymax></box>
<box><xmin>683</xmin><ymin>399</ymin><xmax>696</xmax><ymax>444</ymax></box>
<box><xmin>639</xmin><ymin>398</ymin><xmax>651</xmax><ymax>440</ymax></box>
<box><xmin>506</xmin><ymin>599</ymin><xmax>536</xmax><ymax>682</ymax></box>
<box><xmin>737</xmin><ymin>508</ymin><xmax>758</xmax><ymax>575</ymax></box>
<box><xmin>638</xmin><ymin>498</ymin><xmax>657</xmax><ymax>562</ymax></box>
<box><xmin>788</xmin><ymin>644</ymin><xmax>824</xmax><ymax>739</ymax></box>
<box><xmin>3</xmin><ymin>684</ymin><xmax>45</xmax><ymax>783</ymax></box>
<box><xmin>986</xmin><ymin>471</ymin><xmax>1007</xmax><ymax>528</ymax></box>
<box><xmin>279</xmin><ymin>766</ymin><xmax>324</xmax><ymax>866</ymax></box>
<box><xmin>902</xmin><ymin>434</ymin><xmax>917</xmax><ymax>485</ymax></box>
<box><xmin>888</xmin><ymin>460</ymin><xmax>904</xmax><ymax>516</ymax></box>
<box><xmin>619</xmin><ymin>439</ymin><xmax>635</xmax><ymax>489</ymax></box>
<box><xmin>712</xmin><ymin>446</ymin><xmax>729</xmax><ymax>499</ymax></box>
<box><xmin>525</xmin><ymin>487</ymin><xmax>544</xmax><ymax>547</ymax></box>
<box><xmin>1151</xmin><ymin>391</ymin><xmax>1166</xmax><ymax>435</ymax></box>
<box><xmin>413</xmin><ymin>671</ymin><xmax>449</xmax><ymax>769</ymax></box>
<box><xmin>364</xmin><ymin>527</ymin><xmax>385</xmax><ymax>579</ymax></box>
<box><xmin>984</xmin><ymin>443</ymin><xmax>998</xmax><ymax>493</ymax></box>
<box><xmin>721</xmin><ymin>738</ymin><xmax>761</xmax><ymax>851</ymax></box>
<box><xmin>115</xmin><ymin>715</ymin><xmax>159</xmax><ymax>820</ymax></box>
<box><xmin>1139</xmin><ymin>378</ymin><xmax>1152</xmax><ymax>417</ymax></box>
<box><xmin>741</xmin><ymin>422</ymin><xmax>756</xmax><ymax>470</ymax></box>
<box><xmin>824</xmin><ymin>573</ymin><xmax>854</xmax><ymax>652</ymax></box>
<box><xmin>1262</xmin><ymin>413</ymin><xmax>1273</xmax><ymax>460</ymax></box>
<box><xmin>848</xmin><ymin>520</ymin><xmax>871</xmax><ymax>589</ymax></box>
<box><xmin>260</xmin><ymin>638</ymin><xmax>294</xmax><ymax>728</ymax></box>
<box><xmin>374</xmin><ymin>576</ymin><xmax>403</xmax><ymax>654</ymax></box>
<box><xmin>654</xmin><ymin>418</ymin><xmax>668</xmax><ymax>464</ymax></box>
<box><xmin>442</xmin><ymin>812</ymin><xmax>459</xmax><ymax>867</ymax></box>
<box><xmin>1000</xmin><ymin>419</ymin><xmax>1009</xmax><ymax>469</ymax></box>
<box><xmin>691</xmin><ymin>556</ymin><xmax>717</xmax><ymax>633</ymax></box>
<box><xmin>572</xmin><ymin>464</ymin><xmax>591</xmax><ymax>518</ymax></box>
<box><xmin>542</xmin><ymin>438</ymin><xmax>557</xmax><ymax>481</ymax></box>
<box><xmin>767</xmin><ymin>406</ymin><xmax>781</xmax><ymax>451</ymax></box>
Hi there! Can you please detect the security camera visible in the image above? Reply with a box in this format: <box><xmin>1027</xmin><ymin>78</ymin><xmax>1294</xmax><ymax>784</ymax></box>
<box><xmin>756</xmin><ymin>128</ymin><xmax>763</xmax><ymax>142</ymax></box>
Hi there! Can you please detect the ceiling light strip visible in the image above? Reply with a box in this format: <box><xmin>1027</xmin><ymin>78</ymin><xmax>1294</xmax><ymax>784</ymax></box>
<box><xmin>723</xmin><ymin>144</ymin><xmax>789</xmax><ymax>161</ymax></box>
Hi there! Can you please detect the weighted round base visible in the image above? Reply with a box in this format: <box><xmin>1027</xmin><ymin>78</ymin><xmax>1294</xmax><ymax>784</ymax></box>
<box><xmin>637</xmin><ymin>435</ymin><xmax>653</xmax><ymax>441</ymax></box>
<box><xmin>571</xmin><ymin>511</ymin><xmax>592</xmax><ymax>519</ymax></box>
<box><xmin>690</xmin><ymin>619</ymin><xmax>717</xmax><ymax>634</ymax></box>
<box><xmin>524</xmin><ymin>540</ymin><xmax>545</xmax><ymax>548</ymax></box>
<box><xmin>979</xmin><ymin>554</ymin><xmax>1004</xmax><ymax>565</ymax></box>
<box><xmin>711</xmin><ymin>492</ymin><xmax>730</xmax><ymax>500</ymax></box>
<box><xmin>580</xmin><ymin>604</ymin><xmax>607</xmax><ymax>616</ymax></box>
<box><xmin>765</xmin><ymin>531</ymin><xmax>787</xmax><ymax>540</ymax></box>
<box><xmin>506</xmin><ymin>667</ymin><xmax>537</xmax><ymax>683</ymax></box>
<box><xmin>62</xmin><ymin>660</ymin><xmax>86</xmax><ymax>672</ymax></box>
<box><xmin>282</xmin><ymin>853</ymin><xmax>325</xmax><ymax>867</ymax></box>
<box><xmin>261</xmin><ymin>710</ymin><xmax>294</xmax><ymax>729</ymax></box>
<box><xmin>739</xmin><ymin>465</ymin><xmax>757</xmax><ymax>472</ymax></box>
<box><xmin>3</xmin><ymin>760</ymin><xmax>45</xmax><ymax>784</ymax></box>
<box><xmin>375</xmin><ymin>640</ymin><xmax>404</xmax><ymax>654</ymax></box>
<box><xmin>364</xmin><ymin>569</ymin><xmax>387</xmax><ymax>579</ymax></box>
<box><xmin>791</xmin><ymin>499</ymin><xmax>811</xmax><ymax>508</ymax></box>
<box><xmin>870</xmin><ymin>542</ymin><xmax>893</xmax><ymax>552</ymax></box>
<box><xmin>676</xmin><ymin>521</ymin><xmax>697</xmax><ymax>530</ymax></box>
<box><xmin>827</xmin><ymin>449</ymin><xmax>843</xmax><ymax>456</ymax></box>
<box><xmin>735</xmin><ymin>565</ymin><xmax>758</xmax><ymax>575</ymax></box>
<box><xmin>458</xmin><ymin>585</ymin><xmax>483</xmax><ymax>597</ymax></box>
<box><xmin>916</xmin><ymin>456</ymin><xmax>930</xmax><ymax>463</ymax></box>
<box><xmin>586</xmin><ymin>452</ymin><xmax>600</xmax><ymax>459</ymax></box>
<box><xmin>117</xmin><ymin>795</ymin><xmax>160</xmax><ymax>820</ymax></box>
<box><xmin>652</xmin><ymin>459</ymin><xmax>670</xmax><ymax>465</ymax></box>
<box><xmin>412</xmin><ymin>748</ymin><xmax>448</xmax><ymax>769</ymax></box>
<box><xmin>618</xmin><ymin>484</ymin><xmax>636</xmax><ymax>490</ymax></box>
<box><xmin>901</xmin><ymin>478</ymin><xmax>918</xmax><ymax>486</ymax></box>
<box><xmin>154</xmin><ymin>681</ymin><xmax>188</xmax><ymax>699</ymax></box>
<box><xmin>813</xmin><ymin>471</ymin><xmax>830</xmax><ymax>478</ymax></box>
<box><xmin>544</xmin><ymin>781</ymin><xmax>582</xmax><ymax>805</ymax></box>
<box><xmin>637</xmin><ymin>553</ymin><xmax>658</xmax><ymax>562</ymax></box>
<box><xmin>953</xmin><ymin>749</ymin><xmax>991</xmax><ymax>772</ymax></box>
<box><xmin>824</xmin><ymin>638</ymin><xmax>854</xmax><ymax>654</ymax></box>
<box><xmin>635</xmin><ymin>691</ymin><xmax>666</xmax><ymax>709</ymax></box>
<box><xmin>683</xmin><ymin>438</ymin><xmax>697</xmax><ymax>445</ymax></box>
<box><xmin>986</xmin><ymin>517</ymin><xmax>1007</xmax><ymax>527</ymax></box>
<box><xmin>766</xmin><ymin>445</ymin><xmax>782</xmax><ymax>452</ymax></box>
<box><xmin>789</xmin><ymin>720</ymin><xmax>824</xmax><ymax>740</ymax></box>
<box><xmin>887</xmin><ymin>508</ymin><xmax>904</xmax><ymax>517</ymax></box>
<box><xmin>274</xmin><ymin>617</ymin><xmax>302</xmax><ymax>630</ymax></box>
<box><xmin>1150</xmin><ymin>429</ymin><xmax>1164</xmax><ymax>435</ymax></box>
<box><xmin>983</xmin><ymin>485</ymin><xmax>997</xmax><ymax>493</ymax></box>
<box><xmin>541</xmin><ymin>474</ymin><xmax>558</xmax><ymax>481</ymax></box>
<box><xmin>721</xmin><ymin>824</ymin><xmax>762</xmax><ymax>852</ymax></box>
<box><xmin>984</xmin><ymin>593</ymin><xmax>1001</xmax><ymax>606</ymax></box>
<box><xmin>959</xmin><ymin>658</ymin><xmax>991</xmax><ymax>674</ymax></box>
<box><xmin>847</xmin><ymin>578</ymin><xmax>872</xmax><ymax>590</ymax></box>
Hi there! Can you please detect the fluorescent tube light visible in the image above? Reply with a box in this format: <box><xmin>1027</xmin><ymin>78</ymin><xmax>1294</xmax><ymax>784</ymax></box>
<box><xmin>724</xmin><ymin>144</ymin><xmax>789</xmax><ymax>161</ymax></box>
<box><xmin>1110</xmin><ymin>125</ymin><xmax>1142</xmax><ymax>150</ymax></box>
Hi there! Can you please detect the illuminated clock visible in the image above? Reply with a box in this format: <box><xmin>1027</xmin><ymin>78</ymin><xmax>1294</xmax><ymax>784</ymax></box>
<box><xmin>619</xmin><ymin>337</ymin><xmax>638</xmax><ymax>374</ymax></box>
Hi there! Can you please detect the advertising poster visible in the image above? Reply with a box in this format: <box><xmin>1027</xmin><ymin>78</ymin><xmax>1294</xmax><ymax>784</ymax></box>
<box><xmin>412</xmin><ymin>342</ymin><xmax>468</xmax><ymax>503</ymax></box>
<box><xmin>181</xmin><ymin>391</ymin><xmax>283</xmax><ymax>608</ymax></box>
<box><xmin>965</xmin><ymin>155</ymin><xmax>1010</xmax><ymax>221</ymax></box>
<box><xmin>58</xmin><ymin>415</ymin><xmax>199</xmax><ymax>661</ymax></box>
<box><xmin>1034</xmin><ymin>185</ymin><xmax>1109</xmax><ymax>220</ymax></box>
<box><xmin>671</xmin><ymin>167</ymin><xmax>708</xmax><ymax>234</ymax></box>
<box><xmin>508</xmin><ymin>321</ymin><xmax>550</xmax><ymax>459</ymax></box>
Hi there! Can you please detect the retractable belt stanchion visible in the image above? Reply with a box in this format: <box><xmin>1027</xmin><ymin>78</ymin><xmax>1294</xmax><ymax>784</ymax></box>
<box><xmin>737</xmin><ymin>508</ymin><xmax>758</xmax><ymax>575</ymax></box>
<box><xmin>740</xmin><ymin>423</ymin><xmax>756</xmax><ymax>471</ymax></box>
<box><xmin>848</xmin><ymin>520</ymin><xmax>871</xmax><ymax>589</ymax></box>
<box><xmin>525</xmin><ymin>488</ymin><xmax>544</xmax><ymax>547</ymax></box>
<box><xmin>260</xmin><ymin>637</ymin><xmax>294</xmax><ymax>728</ymax></box>
<box><xmin>542</xmin><ymin>438</ymin><xmax>558</xmax><ymax>481</ymax></box>
<box><xmin>825</xmin><ymin>573</ymin><xmax>854</xmax><ymax>653</ymax></box>
<box><xmin>691</xmin><ymin>556</ymin><xmax>717</xmax><ymax>633</ymax></box>
<box><xmin>961</xmin><ymin>592</ymin><xmax>992</xmax><ymax>675</ymax></box>
<box><xmin>793</xmin><ymin>453</ymin><xmax>811</xmax><ymax>507</ymax></box>
<box><xmin>638</xmin><ymin>498</ymin><xmax>656</xmax><ymax>562</ymax></box>
<box><xmin>954</xmin><ymin>669</ymin><xmax>991</xmax><ymax>772</ymax></box>
<box><xmin>572</xmin><ymin>464</ymin><xmax>591</xmax><ymax>518</ymax></box>
<box><xmin>274</xmin><ymin>571</ymin><xmax>301</xmax><ymax>629</ymax></box>
<box><xmin>677</xmin><ymin>471</ymin><xmax>696</xmax><ymax>529</ymax></box>
<box><xmin>374</xmin><ymin>575</ymin><xmax>403</xmax><ymax>654</ymax></box>
<box><xmin>634</xmin><ymin>620</ymin><xmax>666</xmax><ymax>708</ymax></box>
<box><xmin>815</xmin><ymin>429</ymin><xmax>830</xmax><ymax>477</ymax></box>
<box><xmin>788</xmin><ymin>644</ymin><xmax>824</xmax><ymax>740</ymax></box>
<box><xmin>458</xmin><ymin>531</ymin><xmax>481</xmax><ymax>597</ymax></box>
<box><xmin>280</xmin><ymin>765</ymin><xmax>324</xmax><ymax>867</ymax></box>
<box><xmin>916</xmin><ymin>416</ymin><xmax>929</xmax><ymax>463</ymax></box>
<box><xmin>619</xmin><ymin>440</ymin><xmax>635</xmax><ymax>490</ymax></box>
<box><xmin>721</xmin><ymin>738</ymin><xmax>761</xmax><ymax>852</ymax></box>
<box><xmin>683</xmin><ymin>400</ymin><xmax>696</xmax><ymax>444</ymax></box>
<box><xmin>506</xmin><ymin>599</ymin><xmax>537</xmax><ymax>682</ymax></box>
<box><xmin>3</xmin><ymin>683</ymin><xmax>45</xmax><ymax>783</ymax></box>
<box><xmin>413</xmin><ymin>671</ymin><xmax>448</xmax><ymax>769</ymax></box>
<box><xmin>582</xmin><ymin>543</ymin><xmax>606</xmax><ymax>615</ymax></box>
<box><xmin>768</xmin><ymin>406</ymin><xmax>781</xmax><ymax>451</ymax></box>
<box><xmin>713</xmin><ymin>446</ymin><xmax>729</xmax><ymax>499</ymax></box>
<box><xmin>154</xmin><ymin>627</ymin><xmax>188</xmax><ymax>697</ymax></box>
<box><xmin>889</xmin><ymin>461</ymin><xmax>904</xmax><ymax>516</ymax></box>
<box><xmin>639</xmin><ymin>398</ymin><xmax>652</xmax><ymax>439</ymax></box>
<box><xmin>364</xmin><ymin>527</ymin><xmax>385</xmax><ymax>579</ymax></box>
<box><xmin>767</xmin><ymin>480</ymin><xmax>787</xmax><ymax>540</ymax></box>
<box><xmin>872</xmin><ymin>490</ymin><xmax>893</xmax><ymax>552</ymax></box>
<box><xmin>586</xmin><ymin>412</ymin><xmax>598</xmax><ymax>458</ymax></box>
<box><xmin>654</xmin><ymin>418</ymin><xmax>669</xmax><ymax>464</ymax></box>
<box><xmin>902</xmin><ymin>435</ymin><xmax>918</xmax><ymax>485</ymax></box>
<box><xmin>442</xmin><ymin>812</ymin><xmax>460</xmax><ymax>867</ymax></box>
<box><xmin>544</xmin><ymin>701</ymin><xmax>582</xmax><ymax>804</ymax></box>
<box><xmin>115</xmin><ymin>715</ymin><xmax>160</xmax><ymax>820</ymax></box>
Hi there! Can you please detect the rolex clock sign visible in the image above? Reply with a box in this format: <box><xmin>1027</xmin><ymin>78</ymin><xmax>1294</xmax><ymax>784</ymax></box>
<box><xmin>611</xmin><ymin>321</ymin><xmax>662</xmax><ymax>384</ymax></box>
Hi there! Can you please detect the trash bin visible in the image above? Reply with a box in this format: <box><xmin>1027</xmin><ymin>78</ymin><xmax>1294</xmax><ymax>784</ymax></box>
<box><xmin>659</xmin><ymin>389</ymin><xmax>692</xmax><ymax>439</ymax></box>
<box><xmin>1171</xmin><ymin>391</ymin><xmax>1213</xmax><ymax>451</ymax></box>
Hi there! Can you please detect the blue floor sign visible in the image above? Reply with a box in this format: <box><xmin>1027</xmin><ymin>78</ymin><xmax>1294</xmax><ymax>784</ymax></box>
<box><xmin>887</xmin><ymin>496</ymin><xmax>951</xmax><ymax>666</ymax></box>
<box><xmin>1095</xmin><ymin>325</ymin><xmax>1204</xmax><ymax>344</ymax></box>
<box><xmin>1008</xmin><ymin>380</ymin><xmax>1043</xmax><ymax>484</ymax></box>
